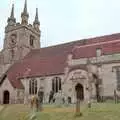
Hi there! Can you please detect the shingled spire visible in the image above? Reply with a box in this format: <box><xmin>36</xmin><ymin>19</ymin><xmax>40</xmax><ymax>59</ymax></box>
<box><xmin>21</xmin><ymin>0</ymin><xmax>29</xmax><ymax>25</ymax></box>
<box><xmin>7</xmin><ymin>4</ymin><xmax>16</xmax><ymax>26</ymax></box>
<box><xmin>33</xmin><ymin>8</ymin><xmax>40</xmax><ymax>31</ymax></box>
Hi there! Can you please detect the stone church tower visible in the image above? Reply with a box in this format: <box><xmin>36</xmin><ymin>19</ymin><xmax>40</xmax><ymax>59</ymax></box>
<box><xmin>0</xmin><ymin>0</ymin><xmax>41</xmax><ymax>75</ymax></box>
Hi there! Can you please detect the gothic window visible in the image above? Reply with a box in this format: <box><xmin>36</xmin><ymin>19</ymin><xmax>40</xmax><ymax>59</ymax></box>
<box><xmin>59</xmin><ymin>78</ymin><xmax>61</xmax><ymax>90</ymax></box>
<box><xmin>116</xmin><ymin>68</ymin><xmax>120</xmax><ymax>91</ymax></box>
<box><xmin>96</xmin><ymin>48</ymin><xmax>102</xmax><ymax>57</ymax></box>
<box><xmin>29</xmin><ymin>80</ymin><xmax>31</xmax><ymax>94</ymax></box>
<box><xmin>35</xmin><ymin>80</ymin><xmax>37</xmax><ymax>94</ymax></box>
<box><xmin>52</xmin><ymin>77</ymin><xmax>62</xmax><ymax>93</ymax></box>
<box><xmin>9</xmin><ymin>34</ymin><xmax>17</xmax><ymax>47</ymax></box>
<box><xmin>52</xmin><ymin>79</ymin><xmax>55</xmax><ymax>92</ymax></box>
<box><xmin>29</xmin><ymin>79</ymin><xmax>37</xmax><ymax>95</ymax></box>
<box><xmin>56</xmin><ymin>78</ymin><xmax>58</xmax><ymax>93</ymax></box>
<box><xmin>30</xmin><ymin>35</ymin><xmax>35</xmax><ymax>47</ymax></box>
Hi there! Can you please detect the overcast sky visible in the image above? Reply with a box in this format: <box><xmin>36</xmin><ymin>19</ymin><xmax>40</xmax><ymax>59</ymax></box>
<box><xmin>0</xmin><ymin>0</ymin><xmax>120</xmax><ymax>49</ymax></box>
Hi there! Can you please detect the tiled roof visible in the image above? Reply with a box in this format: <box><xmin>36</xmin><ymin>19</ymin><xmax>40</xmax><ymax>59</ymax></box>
<box><xmin>68</xmin><ymin>64</ymin><xmax>87</xmax><ymax>73</ymax></box>
<box><xmin>4</xmin><ymin>33</ymin><xmax>120</xmax><ymax>89</ymax></box>
<box><xmin>72</xmin><ymin>38</ymin><xmax>120</xmax><ymax>59</ymax></box>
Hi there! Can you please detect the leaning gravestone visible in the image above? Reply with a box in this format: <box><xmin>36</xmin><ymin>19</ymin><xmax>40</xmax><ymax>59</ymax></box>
<box><xmin>30</xmin><ymin>113</ymin><xmax>37</xmax><ymax>120</ymax></box>
<box><xmin>24</xmin><ymin>111</ymin><xmax>37</xmax><ymax>120</ymax></box>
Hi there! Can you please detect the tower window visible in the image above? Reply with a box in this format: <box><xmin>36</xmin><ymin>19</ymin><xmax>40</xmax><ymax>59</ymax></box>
<box><xmin>52</xmin><ymin>77</ymin><xmax>62</xmax><ymax>93</ymax></box>
<box><xmin>9</xmin><ymin>34</ymin><xmax>17</xmax><ymax>47</ymax></box>
<box><xmin>30</xmin><ymin>35</ymin><xmax>35</xmax><ymax>47</ymax></box>
<box><xmin>29</xmin><ymin>79</ymin><xmax>37</xmax><ymax>95</ymax></box>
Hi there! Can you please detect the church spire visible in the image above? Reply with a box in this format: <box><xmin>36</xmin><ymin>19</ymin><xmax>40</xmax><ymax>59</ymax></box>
<box><xmin>33</xmin><ymin>8</ymin><xmax>40</xmax><ymax>31</ymax></box>
<box><xmin>33</xmin><ymin>8</ymin><xmax>40</xmax><ymax>25</ymax></box>
<box><xmin>21</xmin><ymin>0</ymin><xmax>29</xmax><ymax>25</ymax></box>
<box><xmin>10</xmin><ymin>4</ymin><xmax>14</xmax><ymax>18</ymax></box>
<box><xmin>7</xmin><ymin>4</ymin><xmax>16</xmax><ymax>26</ymax></box>
<box><xmin>23</xmin><ymin>0</ymin><xmax>28</xmax><ymax>16</ymax></box>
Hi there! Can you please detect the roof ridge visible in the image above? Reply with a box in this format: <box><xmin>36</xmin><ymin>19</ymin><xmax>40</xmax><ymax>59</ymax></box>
<box><xmin>74</xmin><ymin>37</ymin><xmax>120</xmax><ymax>49</ymax></box>
<box><xmin>35</xmin><ymin>32</ymin><xmax>120</xmax><ymax>49</ymax></box>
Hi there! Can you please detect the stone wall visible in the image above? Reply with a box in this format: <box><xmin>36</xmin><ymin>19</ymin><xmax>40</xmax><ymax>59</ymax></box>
<box><xmin>63</xmin><ymin>69</ymin><xmax>93</xmax><ymax>103</ymax></box>
<box><xmin>68</xmin><ymin>53</ymin><xmax>120</xmax><ymax>100</ymax></box>
<box><xmin>0</xmin><ymin>77</ymin><xmax>16</xmax><ymax>104</ymax></box>
<box><xmin>102</xmin><ymin>63</ymin><xmax>120</xmax><ymax>97</ymax></box>
<box><xmin>20</xmin><ymin>74</ymin><xmax>64</xmax><ymax>103</ymax></box>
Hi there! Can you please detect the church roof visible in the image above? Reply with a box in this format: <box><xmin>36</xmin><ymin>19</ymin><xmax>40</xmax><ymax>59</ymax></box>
<box><xmin>4</xmin><ymin>33</ymin><xmax>120</xmax><ymax>89</ymax></box>
<box><xmin>72</xmin><ymin>36</ymin><xmax>120</xmax><ymax>59</ymax></box>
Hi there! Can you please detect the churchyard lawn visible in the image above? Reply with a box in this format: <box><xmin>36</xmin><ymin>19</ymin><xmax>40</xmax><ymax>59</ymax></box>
<box><xmin>0</xmin><ymin>102</ymin><xmax>120</xmax><ymax>120</ymax></box>
<box><xmin>0</xmin><ymin>105</ymin><xmax>4</xmax><ymax>112</ymax></box>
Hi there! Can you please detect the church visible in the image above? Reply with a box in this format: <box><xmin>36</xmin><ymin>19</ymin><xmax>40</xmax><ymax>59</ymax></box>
<box><xmin>0</xmin><ymin>0</ymin><xmax>120</xmax><ymax>104</ymax></box>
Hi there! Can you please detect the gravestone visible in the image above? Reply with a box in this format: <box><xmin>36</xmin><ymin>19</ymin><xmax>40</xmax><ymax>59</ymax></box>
<box><xmin>38</xmin><ymin>89</ymin><xmax>44</xmax><ymax>111</ymax></box>
<box><xmin>68</xmin><ymin>96</ymin><xmax>71</xmax><ymax>104</ymax></box>
<box><xmin>114</xmin><ymin>89</ymin><xmax>118</xmax><ymax>104</ymax></box>
<box><xmin>64</xmin><ymin>96</ymin><xmax>69</xmax><ymax>107</ymax></box>
<box><xmin>54</xmin><ymin>91</ymin><xmax>63</xmax><ymax>107</ymax></box>
<box><xmin>49</xmin><ymin>91</ymin><xmax>54</xmax><ymax>103</ymax></box>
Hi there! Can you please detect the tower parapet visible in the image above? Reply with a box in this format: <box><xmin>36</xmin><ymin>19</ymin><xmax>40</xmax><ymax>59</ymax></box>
<box><xmin>5</xmin><ymin>0</ymin><xmax>40</xmax><ymax>36</ymax></box>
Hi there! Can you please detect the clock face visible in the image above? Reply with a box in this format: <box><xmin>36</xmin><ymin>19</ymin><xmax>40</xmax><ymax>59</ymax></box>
<box><xmin>9</xmin><ymin>34</ymin><xmax>17</xmax><ymax>47</ymax></box>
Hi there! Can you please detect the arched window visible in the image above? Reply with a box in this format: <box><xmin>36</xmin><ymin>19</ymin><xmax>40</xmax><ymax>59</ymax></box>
<box><xmin>29</xmin><ymin>79</ymin><xmax>37</xmax><ymax>95</ymax></box>
<box><xmin>52</xmin><ymin>79</ymin><xmax>55</xmax><ymax>92</ymax></box>
<box><xmin>30</xmin><ymin>35</ymin><xmax>35</xmax><ymax>47</ymax></box>
<box><xmin>59</xmin><ymin>78</ymin><xmax>61</xmax><ymax>90</ymax></box>
<box><xmin>52</xmin><ymin>77</ymin><xmax>62</xmax><ymax>93</ymax></box>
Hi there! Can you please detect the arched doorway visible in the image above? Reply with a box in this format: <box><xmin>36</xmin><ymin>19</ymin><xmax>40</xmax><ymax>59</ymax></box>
<box><xmin>3</xmin><ymin>90</ymin><xmax>10</xmax><ymax>104</ymax></box>
<box><xmin>75</xmin><ymin>83</ymin><xmax>84</xmax><ymax>100</ymax></box>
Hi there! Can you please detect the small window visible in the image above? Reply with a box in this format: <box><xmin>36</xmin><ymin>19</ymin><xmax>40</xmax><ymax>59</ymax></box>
<box><xmin>96</xmin><ymin>48</ymin><xmax>102</xmax><ymax>57</ymax></box>
<box><xmin>10</xmin><ymin>34</ymin><xmax>17</xmax><ymax>45</ymax></box>
<box><xmin>30</xmin><ymin>35</ymin><xmax>35</xmax><ymax>47</ymax></box>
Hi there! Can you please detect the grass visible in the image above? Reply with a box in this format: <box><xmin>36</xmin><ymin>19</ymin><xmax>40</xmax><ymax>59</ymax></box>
<box><xmin>0</xmin><ymin>104</ymin><xmax>30</xmax><ymax>120</ymax></box>
<box><xmin>0</xmin><ymin>105</ymin><xmax>4</xmax><ymax>112</ymax></box>
<box><xmin>0</xmin><ymin>103</ymin><xmax>120</xmax><ymax>120</ymax></box>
